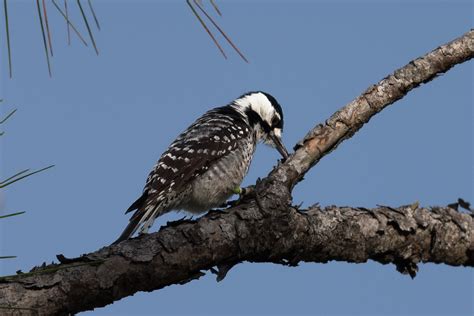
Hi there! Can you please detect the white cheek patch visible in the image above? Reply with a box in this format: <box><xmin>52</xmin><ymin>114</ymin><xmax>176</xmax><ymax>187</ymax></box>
<box><xmin>235</xmin><ymin>92</ymin><xmax>275</xmax><ymax>124</ymax></box>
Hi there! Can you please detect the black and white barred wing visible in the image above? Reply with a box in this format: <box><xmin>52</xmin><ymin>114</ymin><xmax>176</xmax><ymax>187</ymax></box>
<box><xmin>121</xmin><ymin>107</ymin><xmax>250</xmax><ymax>230</ymax></box>
<box><xmin>112</xmin><ymin>106</ymin><xmax>251</xmax><ymax>244</ymax></box>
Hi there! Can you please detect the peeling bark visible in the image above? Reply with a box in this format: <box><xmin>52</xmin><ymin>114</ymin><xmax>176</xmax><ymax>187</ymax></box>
<box><xmin>0</xmin><ymin>29</ymin><xmax>472</xmax><ymax>315</ymax></box>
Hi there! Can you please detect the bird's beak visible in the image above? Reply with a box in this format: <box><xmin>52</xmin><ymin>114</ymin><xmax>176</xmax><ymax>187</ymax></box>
<box><xmin>270</xmin><ymin>131</ymin><xmax>289</xmax><ymax>160</ymax></box>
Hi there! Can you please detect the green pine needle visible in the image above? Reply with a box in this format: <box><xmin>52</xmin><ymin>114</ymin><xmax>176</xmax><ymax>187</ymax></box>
<box><xmin>0</xmin><ymin>109</ymin><xmax>16</xmax><ymax>124</ymax></box>
<box><xmin>0</xmin><ymin>256</ymin><xmax>17</xmax><ymax>259</ymax></box>
<box><xmin>0</xmin><ymin>165</ymin><xmax>54</xmax><ymax>188</ymax></box>
<box><xmin>0</xmin><ymin>211</ymin><xmax>26</xmax><ymax>219</ymax></box>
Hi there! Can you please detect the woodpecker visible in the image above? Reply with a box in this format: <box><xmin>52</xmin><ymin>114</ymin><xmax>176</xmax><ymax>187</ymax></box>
<box><xmin>113</xmin><ymin>91</ymin><xmax>289</xmax><ymax>244</ymax></box>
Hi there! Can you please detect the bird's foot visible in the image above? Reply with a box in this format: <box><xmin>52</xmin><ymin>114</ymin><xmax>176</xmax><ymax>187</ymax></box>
<box><xmin>232</xmin><ymin>187</ymin><xmax>242</xmax><ymax>195</ymax></box>
<box><xmin>224</xmin><ymin>185</ymin><xmax>256</xmax><ymax>208</ymax></box>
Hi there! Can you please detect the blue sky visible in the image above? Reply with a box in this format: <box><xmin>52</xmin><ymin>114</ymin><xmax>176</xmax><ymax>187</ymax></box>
<box><xmin>1</xmin><ymin>1</ymin><xmax>472</xmax><ymax>315</ymax></box>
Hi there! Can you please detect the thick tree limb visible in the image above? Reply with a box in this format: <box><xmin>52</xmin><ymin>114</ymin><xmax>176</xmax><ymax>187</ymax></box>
<box><xmin>0</xmin><ymin>30</ymin><xmax>472</xmax><ymax>315</ymax></box>
<box><xmin>0</xmin><ymin>204</ymin><xmax>472</xmax><ymax>315</ymax></box>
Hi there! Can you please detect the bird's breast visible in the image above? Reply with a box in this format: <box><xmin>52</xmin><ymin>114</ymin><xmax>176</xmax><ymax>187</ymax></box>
<box><xmin>180</xmin><ymin>137</ymin><xmax>256</xmax><ymax>213</ymax></box>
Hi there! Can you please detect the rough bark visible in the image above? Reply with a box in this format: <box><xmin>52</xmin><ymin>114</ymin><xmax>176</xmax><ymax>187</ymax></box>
<box><xmin>1</xmin><ymin>204</ymin><xmax>473</xmax><ymax>315</ymax></box>
<box><xmin>0</xmin><ymin>29</ymin><xmax>472</xmax><ymax>315</ymax></box>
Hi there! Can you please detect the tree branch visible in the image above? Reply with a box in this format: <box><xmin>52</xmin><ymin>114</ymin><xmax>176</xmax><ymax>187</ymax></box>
<box><xmin>281</xmin><ymin>29</ymin><xmax>474</xmax><ymax>189</ymax></box>
<box><xmin>0</xmin><ymin>29</ymin><xmax>472</xmax><ymax>315</ymax></box>
<box><xmin>0</xmin><ymin>203</ymin><xmax>472</xmax><ymax>315</ymax></box>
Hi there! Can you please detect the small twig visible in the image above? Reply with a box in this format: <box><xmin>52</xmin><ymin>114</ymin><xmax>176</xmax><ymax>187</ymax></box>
<box><xmin>448</xmin><ymin>198</ymin><xmax>473</xmax><ymax>213</ymax></box>
<box><xmin>210</xmin><ymin>262</ymin><xmax>236</xmax><ymax>282</ymax></box>
<box><xmin>56</xmin><ymin>253</ymin><xmax>97</xmax><ymax>264</ymax></box>
<box><xmin>56</xmin><ymin>254</ymin><xmax>76</xmax><ymax>264</ymax></box>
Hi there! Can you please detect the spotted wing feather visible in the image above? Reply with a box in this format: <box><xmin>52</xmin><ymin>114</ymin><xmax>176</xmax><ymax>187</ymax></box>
<box><xmin>117</xmin><ymin>106</ymin><xmax>251</xmax><ymax>242</ymax></box>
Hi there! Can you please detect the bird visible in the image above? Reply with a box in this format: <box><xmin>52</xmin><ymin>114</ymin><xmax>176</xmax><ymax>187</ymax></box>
<box><xmin>113</xmin><ymin>91</ymin><xmax>289</xmax><ymax>244</ymax></box>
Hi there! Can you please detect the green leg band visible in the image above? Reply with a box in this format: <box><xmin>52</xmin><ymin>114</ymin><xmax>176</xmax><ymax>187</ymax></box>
<box><xmin>233</xmin><ymin>187</ymin><xmax>242</xmax><ymax>195</ymax></box>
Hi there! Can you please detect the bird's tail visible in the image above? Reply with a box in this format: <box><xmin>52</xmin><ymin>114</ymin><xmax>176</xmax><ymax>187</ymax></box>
<box><xmin>111</xmin><ymin>212</ymin><xmax>144</xmax><ymax>245</ymax></box>
<box><xmin>112</xmin><ymin>193</ymin><xmax>162</xmax><ymax>245</ymax></box>
<box><xmin>112</xmin><ymin>193</ymin><xmax>149</xmax><ymax>245</ymax></box>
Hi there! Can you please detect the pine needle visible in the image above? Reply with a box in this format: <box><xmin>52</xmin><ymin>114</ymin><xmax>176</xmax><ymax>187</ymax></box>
<box><xmin>186</xmin><ymin>0</ymin><xmax>227</xmax><ymax>59</ymax></box>
<box><xmin>42</xmin><ymin>0</ymin><xmax>54</xmax><ymax>57</ymax></box>
<box><xmin>87</xmin><ymin>0</ymin><xmax>100</xmax><ymax>30</ymax></box>
<box><xmin>52</xmin><ymin>0</ymin><xmax>88</xmax><ymax>46</ymax></box>
<box><xmin>36</xmin><ymin>0</ymin><xmax>52</xmax><ymax>76</ymax></box>
<box><xmin>0</xmin><ymin>108</ymin><xmax>16</xmax><ymax>124</ymax></box>
<box><xmin>65</xmin><ymin>0</ymin><xmax>71</xmax><ymax>45</ymax></box>
<box><xmin>77</xmin><ymin>0</ymin><xmax>99</xmax><ymax>55</ymax></box>
<box><xmin>194</xmin><ymin>0</ymin><xmax>248</xmax><ymax>62</ymax></box>
<box><xmin>3</xmin><ymin>0</ymin><xmax>12</xmax><ymax>78</ymax></box>
<box><xmin>0</xmin><ymin>169</ymin><xmax>30</xmax><ymax>186</ymax></box>
<box><xmin>0</xmin><ymin>211</ymin><xmax>25</xmax><ymax>219</ymax></box>
<box><xmin>210</xmin><ymin>0</ymin><xmax>222</xmax><ymax>16</ymax></box>
<box><xmin>0</xmin><ymin>165</ymin><xmax>54</xmax><ymax>188</ymax></box>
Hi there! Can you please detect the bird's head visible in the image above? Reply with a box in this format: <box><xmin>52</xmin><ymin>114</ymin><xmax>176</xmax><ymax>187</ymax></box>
<box><xmin>232</xmin><ymin>91</ymin><xmax>289</xmax><ymax>160</ymax></box>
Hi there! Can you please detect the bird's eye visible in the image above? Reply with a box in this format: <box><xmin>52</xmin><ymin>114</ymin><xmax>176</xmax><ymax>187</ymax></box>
<box><xmin>271</xmin><ymin>116</ymin><xmax>280</xmax><ymax>128</ymax></box>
